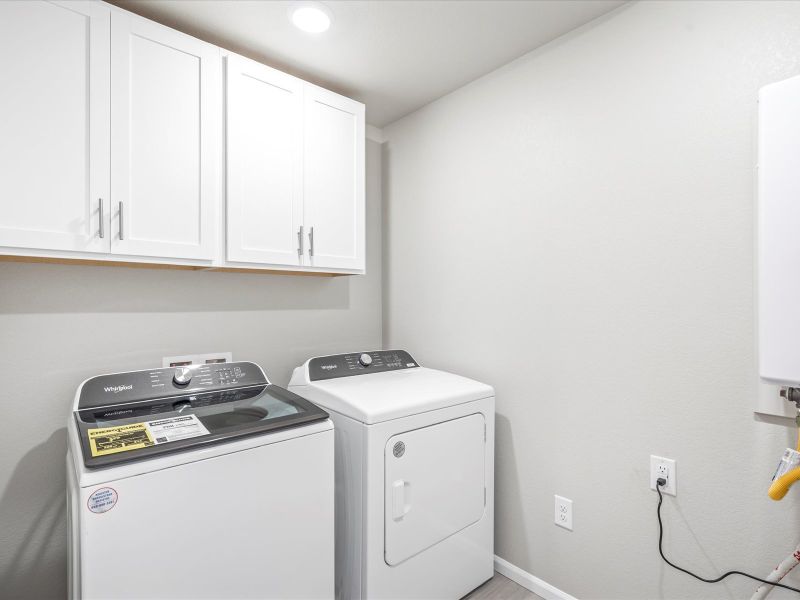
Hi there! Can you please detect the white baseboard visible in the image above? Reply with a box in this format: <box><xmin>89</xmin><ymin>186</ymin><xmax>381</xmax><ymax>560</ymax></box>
<box><xmin>494</xmin><ymin>555</ymin><xmax>578</xmax><ymax>600</ymax></box>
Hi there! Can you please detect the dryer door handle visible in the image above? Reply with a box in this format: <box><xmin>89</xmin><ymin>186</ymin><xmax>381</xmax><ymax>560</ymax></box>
<box><xmin>392</xmin><ymin>480</ymin><xmax>411</xmax><ymax>521</ymax></box>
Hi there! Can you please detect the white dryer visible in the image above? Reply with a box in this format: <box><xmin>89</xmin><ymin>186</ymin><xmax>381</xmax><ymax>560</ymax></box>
<box><xmin>289</xmin><ymin>350</ymin><xmax>494</xmax><ymax>600</ymax></box>
<box><xmin>67</xmin><ymin>361</ymin><xmax>334</xmax><ymax>600</ymax></box>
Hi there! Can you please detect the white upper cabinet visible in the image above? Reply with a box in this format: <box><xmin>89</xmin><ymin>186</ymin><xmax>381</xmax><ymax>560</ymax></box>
<box><xmin>110</xmin><ymin>12</ymin><xmax>219</xmax><ymax>260</ymax></box>
<box><xmin>0</xmin><ymin>1</ymin><xmax>110</xmax><ymax>253</ymax></box>
<box><xmin>303</xmin><ymin>86</ymin><xmax>366</xmax><ymax>272</ymax></box>
<box><xmin>0</xmin><ymin>3</ymin><xmax>364</xmax><ymax>274</ymax></box>
<box><xmin>225</xmin><ymin>55</ymin><xmax>303</xmax><ymax>266</ymax></box>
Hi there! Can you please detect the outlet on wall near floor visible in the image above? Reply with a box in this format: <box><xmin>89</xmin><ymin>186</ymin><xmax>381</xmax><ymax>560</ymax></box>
<box><xmin>554</xmin><ymin>495</ymin><xmax>573</xmax><ymax>531</ymax></box>
<box><xmin>650</xmin><ymin>455</ymin><xmax>677</xmax><ymax>496</ymax></box>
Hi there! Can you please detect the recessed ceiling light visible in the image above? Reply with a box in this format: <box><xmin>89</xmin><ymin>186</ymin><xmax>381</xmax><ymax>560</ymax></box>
<box><xmin>289</xmin><ymin>2</ymin><xmax>332</xmax><ymax>34</ymax></box>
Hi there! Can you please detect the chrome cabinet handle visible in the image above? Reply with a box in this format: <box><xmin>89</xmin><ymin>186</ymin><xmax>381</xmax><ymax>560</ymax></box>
<box><xmin>308</xmin><ymin>226</ymin><xmax>314</xmax><ymax>257</ymax></box>
<box><xmin>297</xmin><ymin>225</ymin><xmax>304</xmax><ymax>256</ymax></box>
<box><xmin>118</xmin><ymin>201</ymin><xmax>124</xmax><ymax>240</ymax></box>
<box><xmin>98</xmin><ymin>198</ymin><xmax>104</xmax><ymax>239</ymax></box>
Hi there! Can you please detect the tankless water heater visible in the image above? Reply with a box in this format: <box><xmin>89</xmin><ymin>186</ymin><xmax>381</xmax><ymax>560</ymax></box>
<box><xmin>758</xmin><ymin>74</ymin><xmax>800</xmax><ymax>388</ymax></box>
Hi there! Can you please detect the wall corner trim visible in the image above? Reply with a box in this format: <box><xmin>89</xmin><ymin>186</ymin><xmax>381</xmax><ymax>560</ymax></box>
<box><xmin>494</xmin><ymin>555</ymin><xmax>578</xmax><ymax>600</ymax></box>
<box><xmin>366</xmin><ymin>124</ymin><xmax>385</xmax><ymax>144</ymax></box>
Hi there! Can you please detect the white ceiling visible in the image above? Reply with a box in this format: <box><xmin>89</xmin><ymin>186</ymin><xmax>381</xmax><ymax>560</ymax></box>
<box><xmin>108</xmin><ymin>0</ymin><xmax>625</xmax><ymax>127</ymax></box>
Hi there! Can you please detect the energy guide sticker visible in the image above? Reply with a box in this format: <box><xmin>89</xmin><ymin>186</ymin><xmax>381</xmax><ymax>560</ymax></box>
<box><xmin>145</xmin><ymin>415</ymin><xmax>209</xmax><ymax>444</ymax></box>
<box><xmin>87</xmin><ymin>415</ymin><xmax>209</xmax><ymax>457</ymax></box>
<box><xmin>88</xmin><ymin>423</ymin><xmax>154</xmax><ymax>457</ymax></box>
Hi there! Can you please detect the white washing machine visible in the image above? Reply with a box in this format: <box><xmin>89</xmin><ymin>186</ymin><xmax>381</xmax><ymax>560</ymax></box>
<box><xmin>67</xmin><ymin>361</ymin><xmax>334</xmax><ymax>600</ymax></box>
<box><xmin>289</xmin><ymin>350</ymin><xmax>494</xmax><ymax>600</ymax></box>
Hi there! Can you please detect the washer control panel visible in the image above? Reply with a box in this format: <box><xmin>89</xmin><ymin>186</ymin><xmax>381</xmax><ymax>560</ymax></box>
<box><xmin>78</xmin><ymin>361</ymin><xmax>265</xmax><ymax>409</ymax></box>
<box><xmin>309</xmin><ymin>350</ymin><xmax>418</xmax><ymax>381</ymax></box>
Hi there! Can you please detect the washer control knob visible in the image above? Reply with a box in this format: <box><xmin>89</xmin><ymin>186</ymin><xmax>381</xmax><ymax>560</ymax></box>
<box><xmin>359</xmin><ymin>353</ymin><xmax>373</xmax><ymax>367</ymax></box>
<box><xmin>173</xmin><ymin>366</ymin><xmax>192</xmax><ymax>386</ymax></box>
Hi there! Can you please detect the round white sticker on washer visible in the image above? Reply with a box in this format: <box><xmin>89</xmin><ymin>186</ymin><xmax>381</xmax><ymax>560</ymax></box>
<box><xmin>87</xmin><ymin>487</ymin><xmax>118</xmax><ymax>513</ymax></box>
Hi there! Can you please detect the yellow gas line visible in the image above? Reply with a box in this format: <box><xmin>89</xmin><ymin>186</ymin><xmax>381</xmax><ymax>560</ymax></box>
<box><xmin>768</xmin><ymin>428</ymin><xmax>800</xmax><ymax>501</ymax></box>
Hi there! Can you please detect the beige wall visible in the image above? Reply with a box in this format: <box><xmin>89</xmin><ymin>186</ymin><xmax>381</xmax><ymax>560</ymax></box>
<box><xmin>0</xmin><ymin>141</ymin><xmax>382</xmax><ymax>600</ymax></box>
<box><xmin>383</xmin><ymin>2</ymin><xmax>800</xmax><ymax>598</ymax></box>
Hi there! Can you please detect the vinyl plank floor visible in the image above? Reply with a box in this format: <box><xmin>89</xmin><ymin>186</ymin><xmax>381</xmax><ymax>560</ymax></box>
<box><xmin>462</xmin><ymin>572</ymin><xmax>544</xmax><ymax>600</ymax></box>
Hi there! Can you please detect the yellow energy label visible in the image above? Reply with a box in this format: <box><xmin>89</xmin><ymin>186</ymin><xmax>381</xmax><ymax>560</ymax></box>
<box><xmin>88</xmin><ymin>423</ymin><xmax>155</xmax><ymax>457</ymax></box>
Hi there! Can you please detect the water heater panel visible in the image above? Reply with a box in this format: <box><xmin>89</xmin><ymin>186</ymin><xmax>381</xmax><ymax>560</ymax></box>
<box><xmin>759</xmin><ymin>74</ymin><xmax>800</xmax><ymax>387</ymax></box>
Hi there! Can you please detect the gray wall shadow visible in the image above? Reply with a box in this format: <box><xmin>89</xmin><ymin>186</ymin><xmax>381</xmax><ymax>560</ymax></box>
<box><xmin>494</xmin><ymin>413</ymin><xmax>531</xmax><ymax>569</ymax></box>
<box><xmin>0</xmin><ymin>428</ymin><xmax>68</xmax><ymax>600</ymax></box>
<box><xmin>0</xmin><ymin>262</ymin><xmax>351</xmax><ymax>314</ymax></box>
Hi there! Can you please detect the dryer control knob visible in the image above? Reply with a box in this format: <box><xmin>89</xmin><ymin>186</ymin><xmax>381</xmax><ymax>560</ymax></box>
<box><xmin>173</xmin><ymin>366</ymin><xmax>192</xmax><ymax>386</ymax></box>
<box><xmin>359</xmin><ymin>353</ymin><xmax>373</xmax><ymax>367</ymax></box>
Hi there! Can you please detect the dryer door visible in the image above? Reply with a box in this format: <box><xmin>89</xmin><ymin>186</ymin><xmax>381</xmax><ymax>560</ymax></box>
<box><xmin>384</xmin><ymin>413</ymin><xmax>485</xmax><ymax>566</ymax></box>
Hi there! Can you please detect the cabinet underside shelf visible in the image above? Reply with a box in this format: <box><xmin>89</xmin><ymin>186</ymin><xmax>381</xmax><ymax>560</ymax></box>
<box><xmin>0</xmin><ymin>254</ymin><xmax>345</xmax><ymax>277</ymax></box>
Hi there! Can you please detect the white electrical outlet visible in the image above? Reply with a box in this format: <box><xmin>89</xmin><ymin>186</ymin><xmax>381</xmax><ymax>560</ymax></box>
<box><xmin>650</xmin><ymin>455</ymin><xmax>677</xmax><ymax>496</ymax></box>
<box><xmin>554</xmin><ymin>495</ymin><xmax>573</xmax><ymax>531</ymax></box>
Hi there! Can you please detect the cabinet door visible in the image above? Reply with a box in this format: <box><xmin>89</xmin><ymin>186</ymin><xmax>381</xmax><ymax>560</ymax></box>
<box><xmin>303</xmin><ymin>86</ymin><xmax>365</xmax><ymax>272</ymax></box>
<box><xmin>0</xmin><ymin>1</ymin><xmax>109</xmax><ymax>253</ymax></box>
<box><xmin>226</xmin><ymin>55</ymin><xmax>303</xmax><ymax>266</ymax></box>
<box><xmin>110</xmin><ymin>13</ymin><xmax>219</xmax><ymax>260</ymax></box>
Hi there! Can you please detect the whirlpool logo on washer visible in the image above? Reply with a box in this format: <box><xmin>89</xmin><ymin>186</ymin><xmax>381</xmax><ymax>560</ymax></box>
<box><xmin>321</xmin><ymin>364</ymin><xmax>337</xmax><ymax>371</ymax></box>
<box><xmin>104</xmin><ymin>384</ymin><xmax>133</xmax><ymax>393</ymax></box>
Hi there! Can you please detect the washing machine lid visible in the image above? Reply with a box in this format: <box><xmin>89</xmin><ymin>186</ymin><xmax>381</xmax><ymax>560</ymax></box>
<box><xmin>293</xmin><ymin>351</ymin><xmax>493</xmax><ymax>424</ymax></box>
<box><xmin>73</xmin><ymin>362</ymin><xmax>329</xmax><ymax>468</ymax></box>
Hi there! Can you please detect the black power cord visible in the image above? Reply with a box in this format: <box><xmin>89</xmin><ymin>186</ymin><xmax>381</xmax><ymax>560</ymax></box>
<box><xmin>655</xmin><ymin>478</ymin><xmax>800</xmax><ymax>595</ymax></box>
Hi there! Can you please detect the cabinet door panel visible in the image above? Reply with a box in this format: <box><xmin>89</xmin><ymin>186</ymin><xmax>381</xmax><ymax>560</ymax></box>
<box><xmin>303</xmin><ymin>87</ymin><xmax>365</xmax><ymax>271</ymax></box>
<box><xmin>226</xmin><ymin>55</ymin><xmax>302</xmax><ymax>266</ymax></box>
<box><xmin>111</xmin><ymin>13</ymin><xmax>218</xmax><ymax>260</ymax></box>
<box><xmin>0</xmin><ymin>1</ymin><xmax>109</xmax><ymax>253</ymax></box>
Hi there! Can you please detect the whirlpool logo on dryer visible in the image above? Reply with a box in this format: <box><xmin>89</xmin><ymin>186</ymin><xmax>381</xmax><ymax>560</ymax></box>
<box><xmin>104</xmin><ymin>384</ymin><xmax>133</xmax><ymax>394</ymax></box>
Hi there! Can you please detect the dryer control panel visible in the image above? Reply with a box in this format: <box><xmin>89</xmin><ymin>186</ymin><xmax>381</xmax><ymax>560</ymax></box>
<box><xmin>309</xmin><ymin>350</ymin><xmax>418</xmax><ymax>381</ymax></box>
